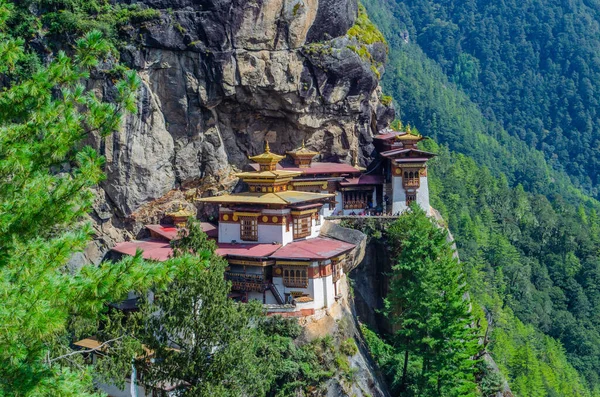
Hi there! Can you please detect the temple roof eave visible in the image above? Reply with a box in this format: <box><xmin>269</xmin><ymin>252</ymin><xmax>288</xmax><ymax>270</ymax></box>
<box><xmin>197</xmin><ymin>191</ymin><xmax>334</xmax><ymax>206</ymax></box>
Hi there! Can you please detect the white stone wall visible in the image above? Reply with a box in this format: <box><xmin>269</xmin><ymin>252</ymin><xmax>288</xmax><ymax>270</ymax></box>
<box><xmin>218</xmin><ymin>208</ymin><xmax>296</xmax><ymax>244</ymax></box>
<box><xmin>417</xmin><ymin>175</ymin><xmax>430</xmax><ymax>215</ymax></box>
<box><xmin>257</xmin><ymin>223</ymin><xmax>289</xmax><ymax>244</ymax></box>
<box><xmin>334</xmin><ymin>192</ymin><xmax>344</xmax><ymax>215</ymax></box>
<box><xmin>391</xmin><ymin>174</ymin><xmax>431</xmax><ymax>215</ymax></box>
<box><xmin>309</xmin><ymin>275</ymin><xmax>325</xmax><ymax>309</ymax></box>
<box><xmin>218</xmin><ymin>222</ymin><xmax>240</xmax><ymax>243</ymax></box>
<box><xmin>391</xmin><ymin>176</ymin><xmax>407</xmax><ymax>215</ymax></box>
<box><xmin>321</xmin><ymin>274</ymin><xmax>335</xmax><ymax>308</ymax></box>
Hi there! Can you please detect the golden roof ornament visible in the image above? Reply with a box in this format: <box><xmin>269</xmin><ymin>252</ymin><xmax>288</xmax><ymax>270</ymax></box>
<box><xmin>249</xmin><ymin>140</ymin><xmax>285</xmax><ymax>171</ymax></box>
<box><xmin>166</xmin><ymin>203</ymin><xmax>195</xmax><ymax>227</ymax></box>
<box><xmin>353</xmin><ymin>151</ymin><xmax>366</xmax><ymax>171</ymax></box>
<box><xmin>286</xmin><ymin>139</ymin><xmax>319</xmax><ymax>168</ymax></box>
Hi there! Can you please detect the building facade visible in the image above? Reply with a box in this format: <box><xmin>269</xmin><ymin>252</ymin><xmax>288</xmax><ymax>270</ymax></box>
<box><xmin>111</xmin><ymin>128</ymin><xmax>434</xmax><ymax>315</ymax></box>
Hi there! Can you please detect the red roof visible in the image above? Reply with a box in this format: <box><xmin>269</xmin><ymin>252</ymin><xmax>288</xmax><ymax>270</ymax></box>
<box><xmin>250</xmin><ymin>162</ymin><xmax>360</xmax><ymax>175</ymax></box>
<box><xmin>216</xmin><ymin>243</ymin><xmax>281</xmax><ymax>258</ymax></box>
<box><xmin>270</xmin><ymin>237</ymin><xmax>355</xmax><ymax>260</ymax></box>
<box><xmin>112</xmin><ymin>239</ymin><xmax>173</xmax><ymax>261</ymax></box>
<box><xmin>394</xmin><ymin>158</ymin><xmax>431</xmax><ymax>163</ymax></box>
<box><xmin>146</xmin><ymin>223</ymin><xmax>218</xmax><ymax>241</ymax></box>
<box><xmin>380</xmin><ymin>148</ymin><xmax>436</xmax><ymax>158</ymax></box>
<box><xmin>339</xmin><ymin>174</ymin><xmax>384</xmax><ymax>186</ymax></box>
<box><xmin>373</xmin><ymin>131</ymin><xmax>400</xmax><ymax>140</ymax></box>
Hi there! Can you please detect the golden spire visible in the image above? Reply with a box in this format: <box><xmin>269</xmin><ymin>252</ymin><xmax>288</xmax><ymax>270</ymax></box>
<box><xmin>249</xmin><ymin>140</ymin><xmax>285</xmax><ymax>171</ymax></box>
<box><xmin>286</xmin><ymin>139</ymin><xmax>319</xmax><ymax>168</ymax></box>
<box><xmin>353</xmin><ymin>151</ymin><xmax>366</xmax><ymax>171</ymax></box>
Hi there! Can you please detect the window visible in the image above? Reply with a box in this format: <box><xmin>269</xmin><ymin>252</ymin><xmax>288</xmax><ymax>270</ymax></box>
<box><xmin>240</xmin><ymin>216</ymin><xmax>258</xmax><ymax>241</ymax></box>
<box><xmin>315</xmin><ymin>211</ymin><xmax>321</xmax><ymax>226</ymax></box>
<box><xmin>332</xmin><ymin>259</ymin><xmax>343</xmax><ymax>283</ymax></box>
<box><xmin>283</xmin><ymin>267</ymin><xmax>308</xmax><ymax>288</ymax></box>
<box><xmin>343</xmin><ymin>191</ymin><xmax>371</xmax><ymax>209</ymax></box>
<box><xmin>293</xmin><ymin>216</ymin><xmax>311</xmax><ymax>239</ymax></box>
<box><xmin>406</xmin><ymin>193</ymin><xmax>417</xmax><ymax>206</ymax></box>
<box><xmin>403</xmin><ymin>170</ymin><xmax>420</xmax><ymax>187</ymax></box>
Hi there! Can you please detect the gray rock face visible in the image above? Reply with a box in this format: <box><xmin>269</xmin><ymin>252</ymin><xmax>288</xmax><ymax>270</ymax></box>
<box><xmin>91</xmin><ymin>0</ymin><xmax>394</xmax><ymax>255</ymax></box>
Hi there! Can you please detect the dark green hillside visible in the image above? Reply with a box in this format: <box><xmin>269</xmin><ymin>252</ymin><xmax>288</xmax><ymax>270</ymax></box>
<box><xmin>373</xmin><ymin>0</ymin><xmax>600</xmax><ymax>198</ymax></box>
<box><xmin>363</xmin><ymin>0</ymin><xmax>600</xmax><ymax>393</ymax></box>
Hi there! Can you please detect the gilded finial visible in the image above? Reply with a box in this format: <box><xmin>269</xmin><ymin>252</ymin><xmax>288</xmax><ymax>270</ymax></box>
<box><xmin>265</xmin><ymin>140</ymin><xmax>271</xmax><ymax>153</ymax></box>
<box><xmin>301</xmin><ymin>139</ymin><xmax>306</xmax><ymax>149</ymax></box>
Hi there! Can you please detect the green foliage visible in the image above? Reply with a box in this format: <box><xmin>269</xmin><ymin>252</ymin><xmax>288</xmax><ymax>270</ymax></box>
<box><xmin>391</xmin><ymin>0</ymin><xmax>600</xmax><ymax>199</ymax></box>
<box><xmin>340</xmin><ymin>338</ymin><xmax>358</xmax><ymax>356</ymax></box>
<box><xmin>101</xmin><ymin>220</ymin><xmax>351</xmax><ymax>396</ymax></box>
<box><xmin>421</xmin><ymin>141</ymin><xmax>600</xmax><ymax>395</ymax></box>
<box><xmin>0</xmin><ymin>1</ymin><xmax>173</xmax><ymax>394</ymax></box>
<box><xmin>347</xmin><ymin>4</ymin><xmax>386</xmax><ymax>45</ymax></box>
<box><xmin>380</xmin><ymin>94</ymin><xmax>393</xmax><ymax>106</ymax></box>
<box><xmin>9</xmin><ymin>0</ymin><xmax>159</xmax><ymax>45</ymax></box>
<box><xmin>362</xmin><ymin>0</ymin><xmax>600</xmax><ymax>392</ymax></box>
<box><xmin>384</xmin><ymin>207</ymin><xmax>481</xmax><ymax>396</ymax></box>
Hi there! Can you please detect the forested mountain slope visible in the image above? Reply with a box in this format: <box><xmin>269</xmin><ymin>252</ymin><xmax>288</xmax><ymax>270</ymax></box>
<box><xmin>374</xmin><ymin>0</ymin><xmax>600</xmax><ymax>198</ymax></box>
<box><xmin>364</xmin><ymin>0</ymin><xmax>600</xmax><ymax>394</ymax></box>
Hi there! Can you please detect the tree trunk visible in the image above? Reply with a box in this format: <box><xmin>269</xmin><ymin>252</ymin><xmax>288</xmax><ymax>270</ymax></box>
<box><xmin>400</xmin><ymin>348</ymin><xmax>409</xmax><ymax>391</ymax></box>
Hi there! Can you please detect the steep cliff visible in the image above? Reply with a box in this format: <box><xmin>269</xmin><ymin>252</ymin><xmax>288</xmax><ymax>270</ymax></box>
<box><xmin>80</xmin><ymin>0</ymin><xmax>394</xmax><ymax>263</ymax></box>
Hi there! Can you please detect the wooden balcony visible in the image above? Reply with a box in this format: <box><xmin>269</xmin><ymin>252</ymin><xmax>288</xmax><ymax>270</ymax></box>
<box><xmin>403</xmin><ymin>178</ymin><xmax>420</xmax><ymax>188</ymax></box>
<box><xmin>283</xmin><ymin>279</ymin><xmax>309</xmax><ymax>288</ymax></box>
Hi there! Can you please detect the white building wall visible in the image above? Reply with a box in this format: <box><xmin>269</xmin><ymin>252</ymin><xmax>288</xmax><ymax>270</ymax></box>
<box><xmin>273</xmin><ymin>276</ymin><xmax>286</xmax><ymax>301</ymax></box>
<box><xmin>322</xmin><ymin>274</ymin><xmax>335</xmax><ymax>308</ymax></box>
<box><xmin>310</xmin><ymin>275</ymin><xmax>326</xmax><ymax>309</ymax></box>
<box><xmin>391</xmin><ymin>176</ymin><xmax>408</xmax><ymax>215</ymax></box>
<box><xmin>391</xmin><ymin>174</ymin><xmax>431</xmax><ymax>215</ymax></box>
<box><xmin>321</xmin><ymin>191</ymin><xmax>336</xmax><ymax>218</ymax></box>
<box><xmin>416</xmin><ymin>176</ymin><xmax>430</xmax><ymax>214</ymax></box>
<box><xmin>257</xmin><ymin>224</ymin><xmax>288</xmax><ymax>244</ymax></box>
<box><xmin>219</xmin><ymin>222</ymin><xmax>240</xmax><ymax>243</ymax></box>
<box><xmin>310</xmin><ymin>217</ymin><xmax>321</xmax><ymax>238</ymax></box>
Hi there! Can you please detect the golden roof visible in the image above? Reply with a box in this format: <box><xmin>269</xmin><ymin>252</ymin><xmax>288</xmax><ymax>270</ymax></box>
<box><xmin>287</xmin><ymin>140</ymin><xmax>319</xmax><ymax>158</ymax></box>
<box><xmin>198</xmin><ymin>191</ymin><xmax>334</xmax><ymax>206</ymax></box>
<box><xmin>235</xmin><ymin>170</ymin><xmax>301</xmax><ymax>179</ymax></box>
<box><xmin>248</xmin><ymin>141</ymin><xmax>285</xmax><ymax>164</ymax></box>
<box><xmin>396</xmin><ymin>133</ymin><xmax>423</xmax><ymax>141</ymax></box>
<box><xmin>167</xmin><ymin>204</ymin><xmax>195</xmax><ymax>218</ymax></box>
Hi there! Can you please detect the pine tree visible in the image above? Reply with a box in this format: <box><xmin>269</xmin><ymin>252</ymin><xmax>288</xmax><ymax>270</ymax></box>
<box><xmin>0</xmin><ymin>1</ymin><xmax>171</xmax><ymax>394</ymax></box>
<box><xmin>385</xmin><ymin>204</ymin><xmax>481</xmax><ymax>396</ymax></box>
<box><xmin>101</xmin><ymin>219</ymin><xmax>275</xmax><ymax>396</ymax></box>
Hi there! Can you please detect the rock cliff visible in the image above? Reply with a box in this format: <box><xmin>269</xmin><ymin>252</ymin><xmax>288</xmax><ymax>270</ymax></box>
<box><xmin>82</xmin><ymin>0</ymin><xmax>394</xmax><ymax>263</ymax></box>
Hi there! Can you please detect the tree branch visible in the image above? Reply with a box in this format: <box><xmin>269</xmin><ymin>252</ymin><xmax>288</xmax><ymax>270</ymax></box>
<box><xmin>48</xmin><ymin>336</ymin><xmax>126</xmax><ymax>364</ymax></box>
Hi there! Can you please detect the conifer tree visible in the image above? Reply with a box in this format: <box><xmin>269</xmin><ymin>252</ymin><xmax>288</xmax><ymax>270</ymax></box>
<box><xmin>0</xmin><ymin>1</ymin><xmax>171</xmax><ymax>394</ymax></box>
<box><xmin>385</xmin><ymin>205</ymin><xmax>480</xmax><ymax>396</ymax></box>
<box><xmin>101</xmin><ymin>219</ymin><xmax>275</xmax><ymax>396</ymax></box>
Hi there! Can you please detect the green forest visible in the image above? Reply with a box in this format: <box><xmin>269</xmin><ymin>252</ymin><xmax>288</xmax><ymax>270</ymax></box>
<box><xmin>363</xmin><ymin>0</ymin><xmax>600</xmax><ymax>394</ymax></box>
<box><xmin>376</xmin><ymin>0</ymin><xmax>600</xmax><ymax>199</ymax></box>
<box><xmin>7</xmin><ymin>0</ymin><xmax>600</xmax><ymax>395</ymax></box>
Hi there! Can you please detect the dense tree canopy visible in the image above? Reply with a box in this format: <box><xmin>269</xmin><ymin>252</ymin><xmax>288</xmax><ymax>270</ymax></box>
<box><xmin>363</xmin><ymin>0</ymin><xmax>600</xmax><ymax>393</ymax></box>
<box><xmin>0</xmin><ymin>1</ymin><xmax>174</xmax><ymax>394</ymax></box>
<box><xmin>381</xmin><ymin>0</ymin><xmax>600</xmax><ymax>199</ymax></box>
<box><xmin>384</xmin><ymin>207</ymin><xmax>480</xmax><ymax>396</ymax></box>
